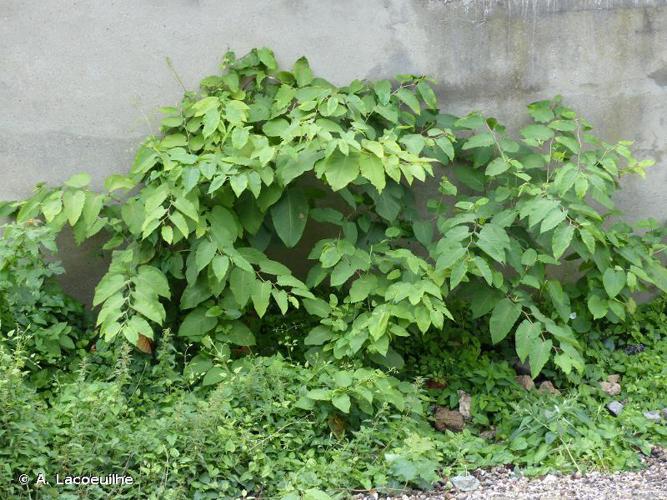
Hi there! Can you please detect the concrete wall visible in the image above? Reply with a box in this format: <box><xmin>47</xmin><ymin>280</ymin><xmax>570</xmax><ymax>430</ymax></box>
<box><xmin>1</xmin><ymin>0</ymin><xmax>666</xmax><ymax>301</ymax></box>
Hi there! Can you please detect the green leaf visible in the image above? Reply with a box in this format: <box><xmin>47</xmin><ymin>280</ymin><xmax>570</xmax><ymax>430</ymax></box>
<box><xmin>203</xmin><ymin>367</ymin><xmax>225</xmax><ymax>386</ymax></box>
<box><xmin>292</xmin><ymin>56</ymin><xmax>313</xmax><ymax>87</ymax></box>
<box><xmin>396</xmin><ymin>88</ymin><xmax>420</xmax><ymax>115</ymax></box>
<box><xmin>304</xmin><ymin>326</ymin><xmax>333</xmax><ymax>346</ymax></box>
<box><xmin>137</xmin><ymin>266</ymin><xmax>171</xmax><ymax>298</ymax></box>
<box><xmin>227</xmin><ymin>321</ymin><xmax>256</xmax><ymax>346</ymax></box>
<box><xmin>270</xmin><ymin>189</ymin><xmax>309</xmax><ymax>248</ymax></box>
<box><xmin>332</xmin><ymin>393</ymin><xmax>351</xmax><ymax>413</ymax></box>
<box><xmin>552</xmin><ymin>224</ymin><xmax>574</xmax><ymax>259</ymax></box>
<box><xmin>602</xmin><ymin>268</ymin><xmax>626</xmax><ymax>298</ymax></box>
<box><xmin>63</xmin><ymin>190</ymin><xmax>86</xmax><ymax>226</ymax></box>
<box><xmin>473</xmin><ymin>256</ymin><xmax>493</xmax><ymax>286</ymax></box>
<box><xmin>587</xmin><ymin>294</ymin><xmax>608</xmax><ymax>319</ymax></box>
<box><xmin>202</xmin><ymin>108</ymin><xmax>220</xmax><ymax>138</ymax></box>
<box><xmin>435</xmin><ymin>137</ymin><xmax>454</xmax><ymax>161</ymax></box>
<box><xmin>546</xmin><ymin>280</ymin><xmax>571</xmax><ymax>322</ymax></box>
<box><xmin>520</xmin><ymin>124</ymin><xmax>554</xmax><ymax>141</ymax></box>
<box><xmin>359</xmin><ymin>153</ymin><xmax>386</xmax><ymax>192</ymax></box>
<box><xmin>462</xmin><ymin>133</ymin><xmax>494</xmax><ymax>150</ymax></box>
<box><xmin>195</xmin><ymin>240</ymin><xmax>217</xmax><ymax>272</ymax></box>
<box><xmin>93</xmin><ymin>274</ymin><xmax>126</xmax><ymax>307</ymax></box>
<box><xmin>64</xmin><ymin>172</ymin><xmax>92</xmax><ymax>188</ymax></box>
<box><xmin>490</xmin><ymin>298</ymin><xmax>522</xmax><ymax>344</ymax></box>
<box><xmin>485</xmin><ymin>157</ymin><xmax>509</xmax><ymax>176</ymax></box>
<box><xmin>555</xmin><ymin>136</ymin><xmax>580</xmax><ymax>153</ymax></box>
<box><xmin>529</xmin><ymin>339</ymin><xmax>553</xmax><ymax>378</ymax></box>
<box><xmin>229</xmin><ymin>268</ymin><xmax>255</xmax><ymax>308</ymax></box>
<box><xmin>321</xmin><ymin>151</ymin><xmax>360</xmax><ymax>191</ymax></box>
<box><xmin>349</xmin><ymin>275</ymin><xmax>378</xmax><ymax>303</ymax></box>
<box><xmin>178</xmin><ymin>307</ymin><xmax>217</xmax><ymax>339</ymax></box>
<box><xmin>515</xmin><ymin>320</ymin><xmax>541</xmax><ymax>363</ymax></box>
<box><xmin>417</xmin><ymin>81</ymin><xmax>438</xmax><ymax>109</ymax></box>
<box><xmin>477</xmin><ymin>223</ymin><xmax>510</xmax><ymax>264</ymax></box>
<box><xmin>251</xmin><ymin>280</ymin><xmax>272</xmax><ymax>317</ymax></box>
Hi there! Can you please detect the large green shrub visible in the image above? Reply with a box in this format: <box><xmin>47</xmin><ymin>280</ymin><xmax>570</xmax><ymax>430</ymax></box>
<box><xmin>3</xmin><ymin>48</ymin><xmax>665</xmax><ymax>406</ymax></box>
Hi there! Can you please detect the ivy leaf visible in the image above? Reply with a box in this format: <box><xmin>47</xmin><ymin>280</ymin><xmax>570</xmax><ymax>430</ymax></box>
<box><xmin>321</xmin><ymin>152</ymin><xmax>360</xmax><ymax>191</ymax></box>
<box><xmin>270</xmin><ymin>189</ymin><xmax>309</xmax><ymax>248</ymax></box>
<box><xmin>490</xmin><ymin>298</ymin><xmax>522</xmax><ymax>344</ymax></box>
<box><xmin>602</xmin><ymin>268</ymin><xmax>626</xmax><ymax>298</ymax></box>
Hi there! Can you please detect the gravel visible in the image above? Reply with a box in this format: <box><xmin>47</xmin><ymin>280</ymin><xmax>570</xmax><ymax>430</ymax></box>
<box><xmin>354</xmin><ymin>447</ymin><xmax>667</xmax><ymax>500</ymax></box>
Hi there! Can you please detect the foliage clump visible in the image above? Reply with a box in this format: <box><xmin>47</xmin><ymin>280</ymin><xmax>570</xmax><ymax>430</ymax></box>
<box><xmin>0</xmin><ymin>47</ymin><xmax>666</xmax><ymax>498</ymax></box>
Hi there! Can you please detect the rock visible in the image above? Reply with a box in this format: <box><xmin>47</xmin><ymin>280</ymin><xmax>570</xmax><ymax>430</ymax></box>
<box><xmin>451</xmin><ymin>475</ymin><xmax>480</xmax><ymax>492</ymax></box>
<box><xmin>433</xmin><ymin>407</ymin><xmax>465</xmax><ymax>432</ymax></box>
<box><xmin>480</xmin><ymin>427</ymin><xmax>496</xmax><ymax>440</ymax></box>
<box><xmin>662</xmin><ymin>408</ymin><xmax>667</xmax><ymax>420</ymax></box>
<box><xmin>600</xmin><ymin>381</ymin><xmax>621</xmax><ymax>396</ymax></box>
<box><xmin>516</xmin><ymin>375</ymin><xmax>535</xmax><ymax>390</ymax></box>
<box><xmin>607</xmin><ymin>400</ymin><xmax>624</xmax><ymax>416</ymax></box>
<box><xmin>644</xmin><ymin>411</ymin><xmax>662</xmax><ymax>422</ymax></box>
<box><xmin>538</xmin><ymin>381</ymin><xmax>561</xmax><ymax>395</ymax></box>
<box><xmin>607</xmin><ymin>374</ymin><xmax>621</xmax><ymax>384</ymax></box>
<box><xmin>458</xmin><ymin>390</ymin><xmax>472</xmax><ymax>420</ymax></box>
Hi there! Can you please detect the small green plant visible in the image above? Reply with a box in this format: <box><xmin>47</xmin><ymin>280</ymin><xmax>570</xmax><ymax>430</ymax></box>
<box><xmin>0</xmin><ymin>221</ymin><xmax>91</xmax><ymax>386</ymax></box>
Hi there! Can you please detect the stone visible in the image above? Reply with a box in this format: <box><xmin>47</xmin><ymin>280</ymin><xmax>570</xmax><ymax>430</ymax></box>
<box><xmin>538</xmin><ymin>381</ymin><xmax>561</xmax><ymax>395</ymax></box>
<box><xmin>451</xmin><ymin>475</ymin><xmax>480</xmax><ymax>492</ymax></box>
<box><xmin>607</xmin><ymin>374</ymin><xmax>621</xmax><ymax>384</ymax></box>
<box><xmin>433</xmin><ymin>407</ymin><xmax>465</xmax><ymax>432</ymax></box>
<box><xmin>480</xmin><ymin>427</ymin><xmax>496</xmax><ymax>440</ymax></box>
<box><xmin>661</xmin><ymin>408</ymin><xmax>667</xmax><ymax>420</ymax></box>
<box><xmin>516</xmin><ymin>375</ymin><xmax>535</xmax><ymax>390</ymax></box>
<box><xmin>600</xmin><ymin>381</ymin><xmax>621</xmax><ymax>396</ymax></box>
<box><xmin>644</xmin><ymin>411</ymin><xmax>662</xmax><ymax>422</ymax></box>
<box><xmin>458</xmin><ymin>390</ymin><xmax>472</xmax><ymax>420</ymax></box>
<box><xmin>607</xmin><ymin>401</ymin><xmax>624</xmax><ymax>416</ymax></box>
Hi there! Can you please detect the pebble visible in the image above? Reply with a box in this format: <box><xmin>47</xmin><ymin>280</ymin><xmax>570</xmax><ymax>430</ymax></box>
<box><xmin>644</xmin><ymin>410</ymin><xmax>662</xmax><ymax>422</ymax></box>
<box><xmin>607</xmin><ymin>400</ymin><xmax>624</xmax><ymax>416</ymax></box>
<box><xmin>450</xmin><ymin>475</ymin><xmax>480</xmax><ymax>492</ymax></box>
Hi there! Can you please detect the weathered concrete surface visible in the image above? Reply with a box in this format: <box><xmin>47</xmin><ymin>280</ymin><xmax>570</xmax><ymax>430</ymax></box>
<box><xmin>1</xmin><ymin>0</ymin><xmax>666</xmax><ymax>301</ymax></box>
